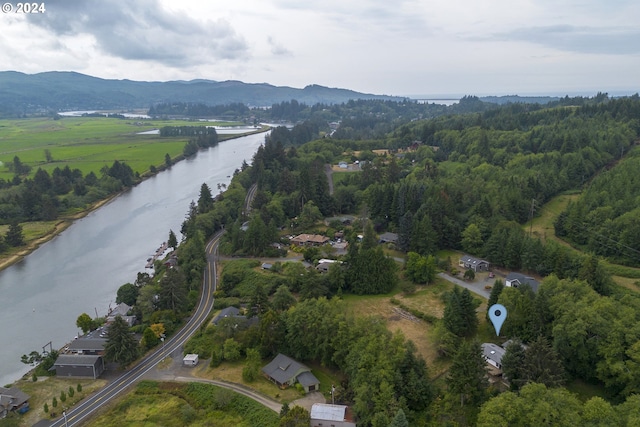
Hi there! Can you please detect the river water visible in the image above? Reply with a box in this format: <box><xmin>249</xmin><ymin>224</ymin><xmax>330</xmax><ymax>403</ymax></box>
<box><xmin>0</xmin><ymin>131</ymin><xmax>267</xmax><ymax>386</ymax></box>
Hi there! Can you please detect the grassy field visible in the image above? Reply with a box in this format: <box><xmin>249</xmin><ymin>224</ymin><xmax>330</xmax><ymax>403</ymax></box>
<box><xmin>0</xmin><ymin>117</ymin><xmax>248</xmax><ymax>180</ymax></box>
<box><xmin>524</xmin><ymin>192</ymin><xmax>640</xmax><ymax>284</ymax></box>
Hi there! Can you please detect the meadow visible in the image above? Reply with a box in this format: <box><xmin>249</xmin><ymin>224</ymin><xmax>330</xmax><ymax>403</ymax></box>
<box><xmin>0</xmin><ymin>116</ymin><xmax>246</xmax><ymax>180</ymax></box>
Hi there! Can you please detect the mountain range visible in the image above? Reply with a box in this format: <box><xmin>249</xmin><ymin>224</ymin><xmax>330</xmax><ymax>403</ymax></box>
<box><xmin>0</xmin><ymin>71</ymin><xmax>402</xmax><ymax>115</ymax></box>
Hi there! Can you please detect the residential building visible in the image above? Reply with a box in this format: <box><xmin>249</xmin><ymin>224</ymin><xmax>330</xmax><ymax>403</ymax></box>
<box><xmin>459</xmin><ymin>255</ymin><xmax>490</xmax><ymax>272</ymax></box>
<box><xmin>262</xmin><ymin>353</ymin><xmax>320</xmax><ymax>393</ymax></box>
<box><xmin>505</xmin><ymin>272</ymin><xmax>540</xmax><ymax>292</ymax></box>
<box><xmin>291</xmin><ymin>234</ymin><xmax>330</xmax><ymax>246</ymax></box>
<box><xmin>0</xmin><ymin>387</ymin><xmax>30</xmax><ymax>418</ymax></box>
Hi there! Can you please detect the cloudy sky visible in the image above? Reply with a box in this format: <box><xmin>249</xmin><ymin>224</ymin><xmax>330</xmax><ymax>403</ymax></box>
<box><xmin>1</xmin><ymin>0</ymin><xmax>638</xmax><ymax>97</ymax></box>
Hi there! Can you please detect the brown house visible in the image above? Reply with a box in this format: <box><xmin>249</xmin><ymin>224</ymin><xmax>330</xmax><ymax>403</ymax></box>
<box><xmin>291</xmin><ymin>234</ymin><xmax>330</xmax><ymax>246</ymax></box>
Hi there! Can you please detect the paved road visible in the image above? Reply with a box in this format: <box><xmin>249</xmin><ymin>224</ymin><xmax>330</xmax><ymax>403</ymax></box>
<box><xmin>437</xmin><ymin>272</ymin><xmax>493</xmax><ymax>299</ymax></box>
<box><xmin>42</xmin><ymin>232</ymin><xmax>223</xmax><ymax>427</ymax></box>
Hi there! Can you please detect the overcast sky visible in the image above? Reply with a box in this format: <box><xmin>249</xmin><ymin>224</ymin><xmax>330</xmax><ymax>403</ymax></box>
<box><xmin>2</xmin><ymin>0</ymin><xmax>638</xmax><ymax>97</ymax></box>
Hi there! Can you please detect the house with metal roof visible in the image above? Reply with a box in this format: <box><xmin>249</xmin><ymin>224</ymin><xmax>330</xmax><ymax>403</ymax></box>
<box><xmin>68</xmin><ymin>337</ymin><xmax>107</xmax><ymax>355</ymax></box>
<box><xmin>261</xmin><ymin>353</ymin><xmax>320</xmax><ymax>393</ymax></box>
<box><xmin>310</xmin><ymin>403</ymin><xmax>356</xmax><ymax>427</ymax></box>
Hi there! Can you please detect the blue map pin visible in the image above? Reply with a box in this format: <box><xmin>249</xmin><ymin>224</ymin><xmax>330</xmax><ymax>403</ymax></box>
<box><xmin>488</xmin><ymin>304</ymin><xmax>507</xmax><ymax>336</ymax></box>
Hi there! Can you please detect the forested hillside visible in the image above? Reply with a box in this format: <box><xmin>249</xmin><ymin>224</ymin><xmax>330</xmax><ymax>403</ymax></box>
<box><xmin>155</xmin><ymin>93</ymin><xmax>640</xmax><ymax>426</ymax></box>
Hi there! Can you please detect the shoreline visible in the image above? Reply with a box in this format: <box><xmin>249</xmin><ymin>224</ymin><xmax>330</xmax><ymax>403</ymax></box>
<box><xmin>0</xmin><ymin>127</ymin><xmax>270</xmax><ymax>273</ymax></box>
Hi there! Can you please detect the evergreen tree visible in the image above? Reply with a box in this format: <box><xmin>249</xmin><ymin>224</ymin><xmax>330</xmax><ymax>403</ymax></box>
<box><xmin>168</xmin><ymin>229</ymin><xmax>178</xmax><ymax>250</ymax></box>
<box><xmin>388</xmin><ymin>408</ymin><xmax>409</xmax><ymax>427</ymax></box>
<box><xmin>522</xmin><ymin>335</ymin><xmax>565</xmax><ymax>387</ymax></box>
<box><xmin>446</xmin><ymin>340</ymin><xmax>488</xmax><ymax>407</ymax></box>
<box><xmin>444</xmin><ymin>286</ymin><xmax>479</xmax><ymax>337</ymax></box>
<box><xmin>197</xmin><ymin>183</ymin><xmax>214</xmax><ymax>214</ymax></box>
<box><xmin>501</xmin><ymin>339</ymin><xmax>526</xmax><ymax>390</ymax></box>
<box><xmin>104</xmin><ymin>316</ymin><xmax>139</xmax><ymax>368</ymax></box>
<box><xmin>5</xmin><ymin>221</ymin><xmax>24</xmax><ymax>247</ymax></box>
<box><xmin>486</xmin><ymin>279</ymin><xmax>504</xmax><ymax>320</ymax></box>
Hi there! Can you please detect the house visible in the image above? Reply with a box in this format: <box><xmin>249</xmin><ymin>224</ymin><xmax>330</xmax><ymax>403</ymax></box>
<box><xmin>183</xmin><ymin>354</ymin><xmax>199</xmax><ymax>366</ymax></box>
<box><xmin>316</xmin><ymin>259</ymin><xmax>339</xmax><ymax>273</ymax></box>
<box><xmin>505</xmin><ymin>272</ymin><xmax>540</xmax><ymax>292</ymax></box>
<box><xmin>481</xmin><ymin>343</ymin><xmax>505</xmax><ymax>375</ymax></box>
<box><xmin>310</xmin><ymin>403</ymin><xmax>356</xmax><ymax>427</ymax></box>
<box><xmin>52</xmin><ymin>354</ymin><xmax>105</xmax><ymax>379</ymax></box>
<box><xmin>262</xmin><ymin>353</ymin><xmax>320</xmax><ymax>393</ymax></box>
<box><xmin>459</xmin><ymin>255</ymin><xmax>490</xmax><ymax>272</ymax></box>
<box><xmin>68</xmin><ymin>337</ymin><xmax>107</xmax><ymax>355</ymax></box>
<box><xmin>212</xmin><ymin>306</ymin><xmax>241</xmax><ymax>325</ymax></box>
<box><xmin>106</xmin><ymin>302</ymin><xmax>136</xmax><ymax>326</ymax></box>
<box><xmin>0</xmin><ymin>387</ymin><xmax>30</xmax><ymax>418</ymax></box>
<box><xmin>378</xmin><ymin>232</ymin><xmax>399</xmax><ymax>244</ymax></box>
<box><xmin>291</xmin><ymin>234</ymin><xmax>330</xmax><ymax>246</ymax></box>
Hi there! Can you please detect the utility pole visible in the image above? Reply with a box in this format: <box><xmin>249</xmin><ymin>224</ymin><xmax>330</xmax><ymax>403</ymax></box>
<box><xmin>529</xmin><ymin>198</ymin><xmax>536</xmax><ymax>237</ymax></box>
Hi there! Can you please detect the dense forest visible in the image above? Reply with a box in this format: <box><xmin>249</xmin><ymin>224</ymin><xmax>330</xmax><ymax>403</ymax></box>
<box><xmin>145</xmin><ymin>94</ymin><xmax>640</xmax><ymax>425</ymax></box>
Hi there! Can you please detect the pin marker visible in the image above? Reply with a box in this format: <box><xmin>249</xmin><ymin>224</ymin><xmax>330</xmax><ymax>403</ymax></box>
<box><xmin>488</xmin><ymin>304</ymin><xmax>507</xmax><ymax>336</ymax></box>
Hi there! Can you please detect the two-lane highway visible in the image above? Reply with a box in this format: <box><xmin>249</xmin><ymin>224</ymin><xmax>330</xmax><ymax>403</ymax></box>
<box><xmin>45</xmin><ymin>231</ymin><xmax>223</xmax><ymax>427</ymax></box>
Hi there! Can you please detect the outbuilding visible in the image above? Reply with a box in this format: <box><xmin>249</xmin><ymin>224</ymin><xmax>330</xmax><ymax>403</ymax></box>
<box><xmin>53</xmin><ymin>354</ymin><xmax>105</xmax><ymax>379</ymax></box>
<box><xmin>310</xmin><ymin>403</ymin><xmax>356</xmax><ymax>427</ymax></box>
<box><xmin>183</xmin><ymin>354</ymin><xmax>199</xmax><ymax>366</ymax></box>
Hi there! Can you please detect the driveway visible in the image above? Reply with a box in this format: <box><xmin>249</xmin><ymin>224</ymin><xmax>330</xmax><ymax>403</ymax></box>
<box><xmin>437</xmin><ymin>272</ymin><xmax>492</xmax><ymax>299</ymax></box>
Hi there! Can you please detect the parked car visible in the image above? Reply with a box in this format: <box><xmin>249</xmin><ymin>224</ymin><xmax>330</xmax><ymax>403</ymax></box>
<box><xmin>488</xmin><ymin>272</ymin><xmax>495</xmax><ymax>278</ymax></box>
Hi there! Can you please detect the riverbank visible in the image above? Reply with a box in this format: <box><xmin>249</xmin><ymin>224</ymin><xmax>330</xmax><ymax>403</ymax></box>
<box><xmin>0</xmin><ymin>127</ymin><xmax>270</xmax><ymax>273</ymax></box>
<box><xmin>0</xmin><ymin>195</ymin><xmax>117</xmax><ymax>272</ymax></box>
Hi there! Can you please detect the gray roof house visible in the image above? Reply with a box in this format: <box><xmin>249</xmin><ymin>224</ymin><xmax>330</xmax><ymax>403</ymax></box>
<box><xmin>68</xmin><ymin>337</ymin><xmax>107</xmax><ymax>355</ymax></box>
<box><xmin>262</xmin><ymin>353</ymin><xmax>320</xmax><ymax>393</ymax></box>
<box><xmin>212</xmin><ymin>306</ymin><xmax>241</xmax><ymax>325</ymax></box>
<box><xmin>481</xmin><ymin>343</ymin><xmax>505</xmax><ymax>378</ymax></box>
<box><xmin>505</xmin><ymin>272</ymin><xmax>540</xmax><ymax>292</ymax></box>
<box><xmin>0</xmin><ymin>387</ymin><xmax>30</xmax><ymax>418</ymax></box>
<box><xmin>53</xmin><ymin>354</ymin><xmax>105</xmax><ymax>379</ymax></box>
<box><xmin>379</xmin><ymin>232</ymin><xmax>399</xmax><ymax>244</ymax></box>
<box><xmin>459</xmin><ymin>255</ymin><xmax>490</xmax><ymax>272</ymax></box>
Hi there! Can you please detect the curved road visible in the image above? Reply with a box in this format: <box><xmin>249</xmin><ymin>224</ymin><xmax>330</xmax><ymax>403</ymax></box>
<box><xmin>45</xmin><ymin>232</ymin><xmax>223</xmax><ymax>427</ymax></box>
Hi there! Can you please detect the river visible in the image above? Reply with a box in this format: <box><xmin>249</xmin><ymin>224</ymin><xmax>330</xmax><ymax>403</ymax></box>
<box><xmin>0</xmin><ymin>131</ymin><xmax>268</xmax><ymax>386</ymax></box>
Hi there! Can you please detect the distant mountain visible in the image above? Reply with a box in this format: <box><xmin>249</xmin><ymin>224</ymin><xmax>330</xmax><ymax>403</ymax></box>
<box><xmin>0</xmin><ymin>71</ymin><xmax>402</xmax><ymax>115</ymax></box>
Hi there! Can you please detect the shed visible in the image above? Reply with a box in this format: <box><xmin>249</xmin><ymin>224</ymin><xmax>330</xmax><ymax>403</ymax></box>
<box><xmin>53</xmin><ymin>354</ymin><xmax>105</xmax><ymax>379</ymax></box>
<box><xmin>310</xmin><ymin>403</ymin><xmax>356</xmax><ymax>427</ymax></box>
<box><xmin>183</xmin><ymin>354</ymin><xmax>199</xmax><ymax>366</ymax></box>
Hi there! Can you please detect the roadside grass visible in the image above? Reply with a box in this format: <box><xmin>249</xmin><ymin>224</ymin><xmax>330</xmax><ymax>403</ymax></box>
<box><xmin>87</xmin><ymin>381</ymin><xmax>279</xmax><ymax>427</ymax></box>
<box><xmin>14</xmin><ymin>376</ymin><xmax>106</xmax><ymax>426</ymax></box>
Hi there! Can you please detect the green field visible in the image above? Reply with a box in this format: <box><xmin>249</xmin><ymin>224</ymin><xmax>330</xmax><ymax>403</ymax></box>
<box><xmin>0</xmin><ymin>117</ymin><xmax>246</xmax><ymax>179</ymax></box>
